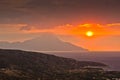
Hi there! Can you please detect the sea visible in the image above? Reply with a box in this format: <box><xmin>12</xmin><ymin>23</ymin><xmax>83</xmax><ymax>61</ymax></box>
<box><xmin>44</xmin><ymin>51</ymin><xmax>120</xmax><ymax>71</ymax></box>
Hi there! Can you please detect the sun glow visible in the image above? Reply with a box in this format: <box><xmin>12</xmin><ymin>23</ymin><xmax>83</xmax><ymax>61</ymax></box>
<box><xmin>86</xmin><ymin>31</ymin><xmax>94</xmax><ymax>37</ymax></box>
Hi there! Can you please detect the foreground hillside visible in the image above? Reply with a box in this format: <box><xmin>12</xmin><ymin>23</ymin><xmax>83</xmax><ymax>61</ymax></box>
<box><xmin>0</xmin><ymin>49</ymin><xmax>108</xmax><ymax>79</ymax></box>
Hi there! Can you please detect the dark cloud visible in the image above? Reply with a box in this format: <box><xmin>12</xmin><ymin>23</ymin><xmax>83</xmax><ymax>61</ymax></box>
<box><xmin>0</xmin><ymin>0</ymin><xmax>120</xmax><ymax>28</ymax></box>
<box><xmin>23</xmin><ymin>0</ymin><xmax>120</xmax><ymax>12</ymax></box>
<box><xmin>20</xmin><ymin>26</ymin><xmax>31</xmax><ymax>31</ymax></box>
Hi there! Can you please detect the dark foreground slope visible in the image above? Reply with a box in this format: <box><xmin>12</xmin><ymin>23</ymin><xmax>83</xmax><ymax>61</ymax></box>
<box><xmin>0</xmin><ymin>49</ymin><xmax>107</xmax><ymax>80</ymax></box>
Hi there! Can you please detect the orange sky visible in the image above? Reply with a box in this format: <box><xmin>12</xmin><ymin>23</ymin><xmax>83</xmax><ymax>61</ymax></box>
<box><xmin>0</xmin><ymin>23</ymin><xmax>120</xmax><ymax>51</ymax></box>
<box><xmin>0</xmin><ymin>0</ymin><xmax>120</xmax><ymax>51</ymax></box>
<box><xmin>21</xmin><ymin>23</ymin><xmax>120</xmax><ymax>37</ymax></box>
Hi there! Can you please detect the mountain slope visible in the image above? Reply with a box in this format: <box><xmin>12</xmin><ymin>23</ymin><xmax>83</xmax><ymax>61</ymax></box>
<box><xmin>0</xmin><ymin>34</ymin><xmax>88</xmax><ymax>51</ymax></box>
<box><xmin>0</xmin><ymin>49</ymin><xmax>107</xmax><ymax>79</ymax></box>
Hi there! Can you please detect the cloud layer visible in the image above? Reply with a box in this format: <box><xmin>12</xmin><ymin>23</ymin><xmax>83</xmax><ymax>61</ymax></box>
<box><xmin>0</xmin><ymin>0</ymin><xmax>120</xmax><ymax>29</ymax></box>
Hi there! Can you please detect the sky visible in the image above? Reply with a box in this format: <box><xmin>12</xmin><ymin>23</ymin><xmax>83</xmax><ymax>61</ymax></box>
<box><xmin>0</xmin><ymin>0</ymin><xmax>120</xmax><ymax>51</ymax></box>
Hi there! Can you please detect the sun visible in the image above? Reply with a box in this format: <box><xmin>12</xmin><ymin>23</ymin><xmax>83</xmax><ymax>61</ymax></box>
<box><xmin>86</xmin><ymin>31</ymin><xmax>94</xmax><ymax>37</ymax></box>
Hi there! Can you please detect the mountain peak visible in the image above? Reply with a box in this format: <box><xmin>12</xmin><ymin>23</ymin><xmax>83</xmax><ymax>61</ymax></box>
<box><xmin>31</xmin><ymin>33</ymin><xmax>62</xmax><ymax>43</ymax></box>
<box><xmin>0</xmin><ymin>34</ymin><xmax>88</xmax><ymax>52</ymax></box>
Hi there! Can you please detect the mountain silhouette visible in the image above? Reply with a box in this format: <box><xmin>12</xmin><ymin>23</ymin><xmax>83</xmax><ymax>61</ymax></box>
<box><xmin>0</xmin><ymin>34</ymin><xmax>88</xmax><ymax>51</ymax></box>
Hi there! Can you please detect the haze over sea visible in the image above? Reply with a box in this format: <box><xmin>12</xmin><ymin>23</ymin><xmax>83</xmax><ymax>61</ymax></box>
<box><xmin>45</xmin><ymin>51</ymin><xmax>120</xmax><ymax>71</ymax></box>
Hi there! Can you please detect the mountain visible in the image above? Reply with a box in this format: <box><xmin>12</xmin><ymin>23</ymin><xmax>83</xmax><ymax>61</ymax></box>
<box><xmin>0</xmin><ymin>34</ymin><xmax>88</xmax><ymax>51</ymax></box>
<box><xmin>0</xmin><ymin>49</ymin><xmax>107</xmax><ymax>79</ymax></box>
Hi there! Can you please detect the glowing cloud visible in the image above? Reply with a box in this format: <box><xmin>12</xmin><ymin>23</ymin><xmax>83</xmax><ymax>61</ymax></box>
<box><xmin>19</xmin><ymin>23</ymin><xmax>120</xmax><ymax>37</ymax></box>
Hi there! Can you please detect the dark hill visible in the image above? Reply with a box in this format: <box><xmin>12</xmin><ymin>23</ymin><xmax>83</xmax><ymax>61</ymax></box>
<box><xmin>0</xmin><ymin>49</ymin><xmax>107</xmax><ymax>79</ymax></box>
